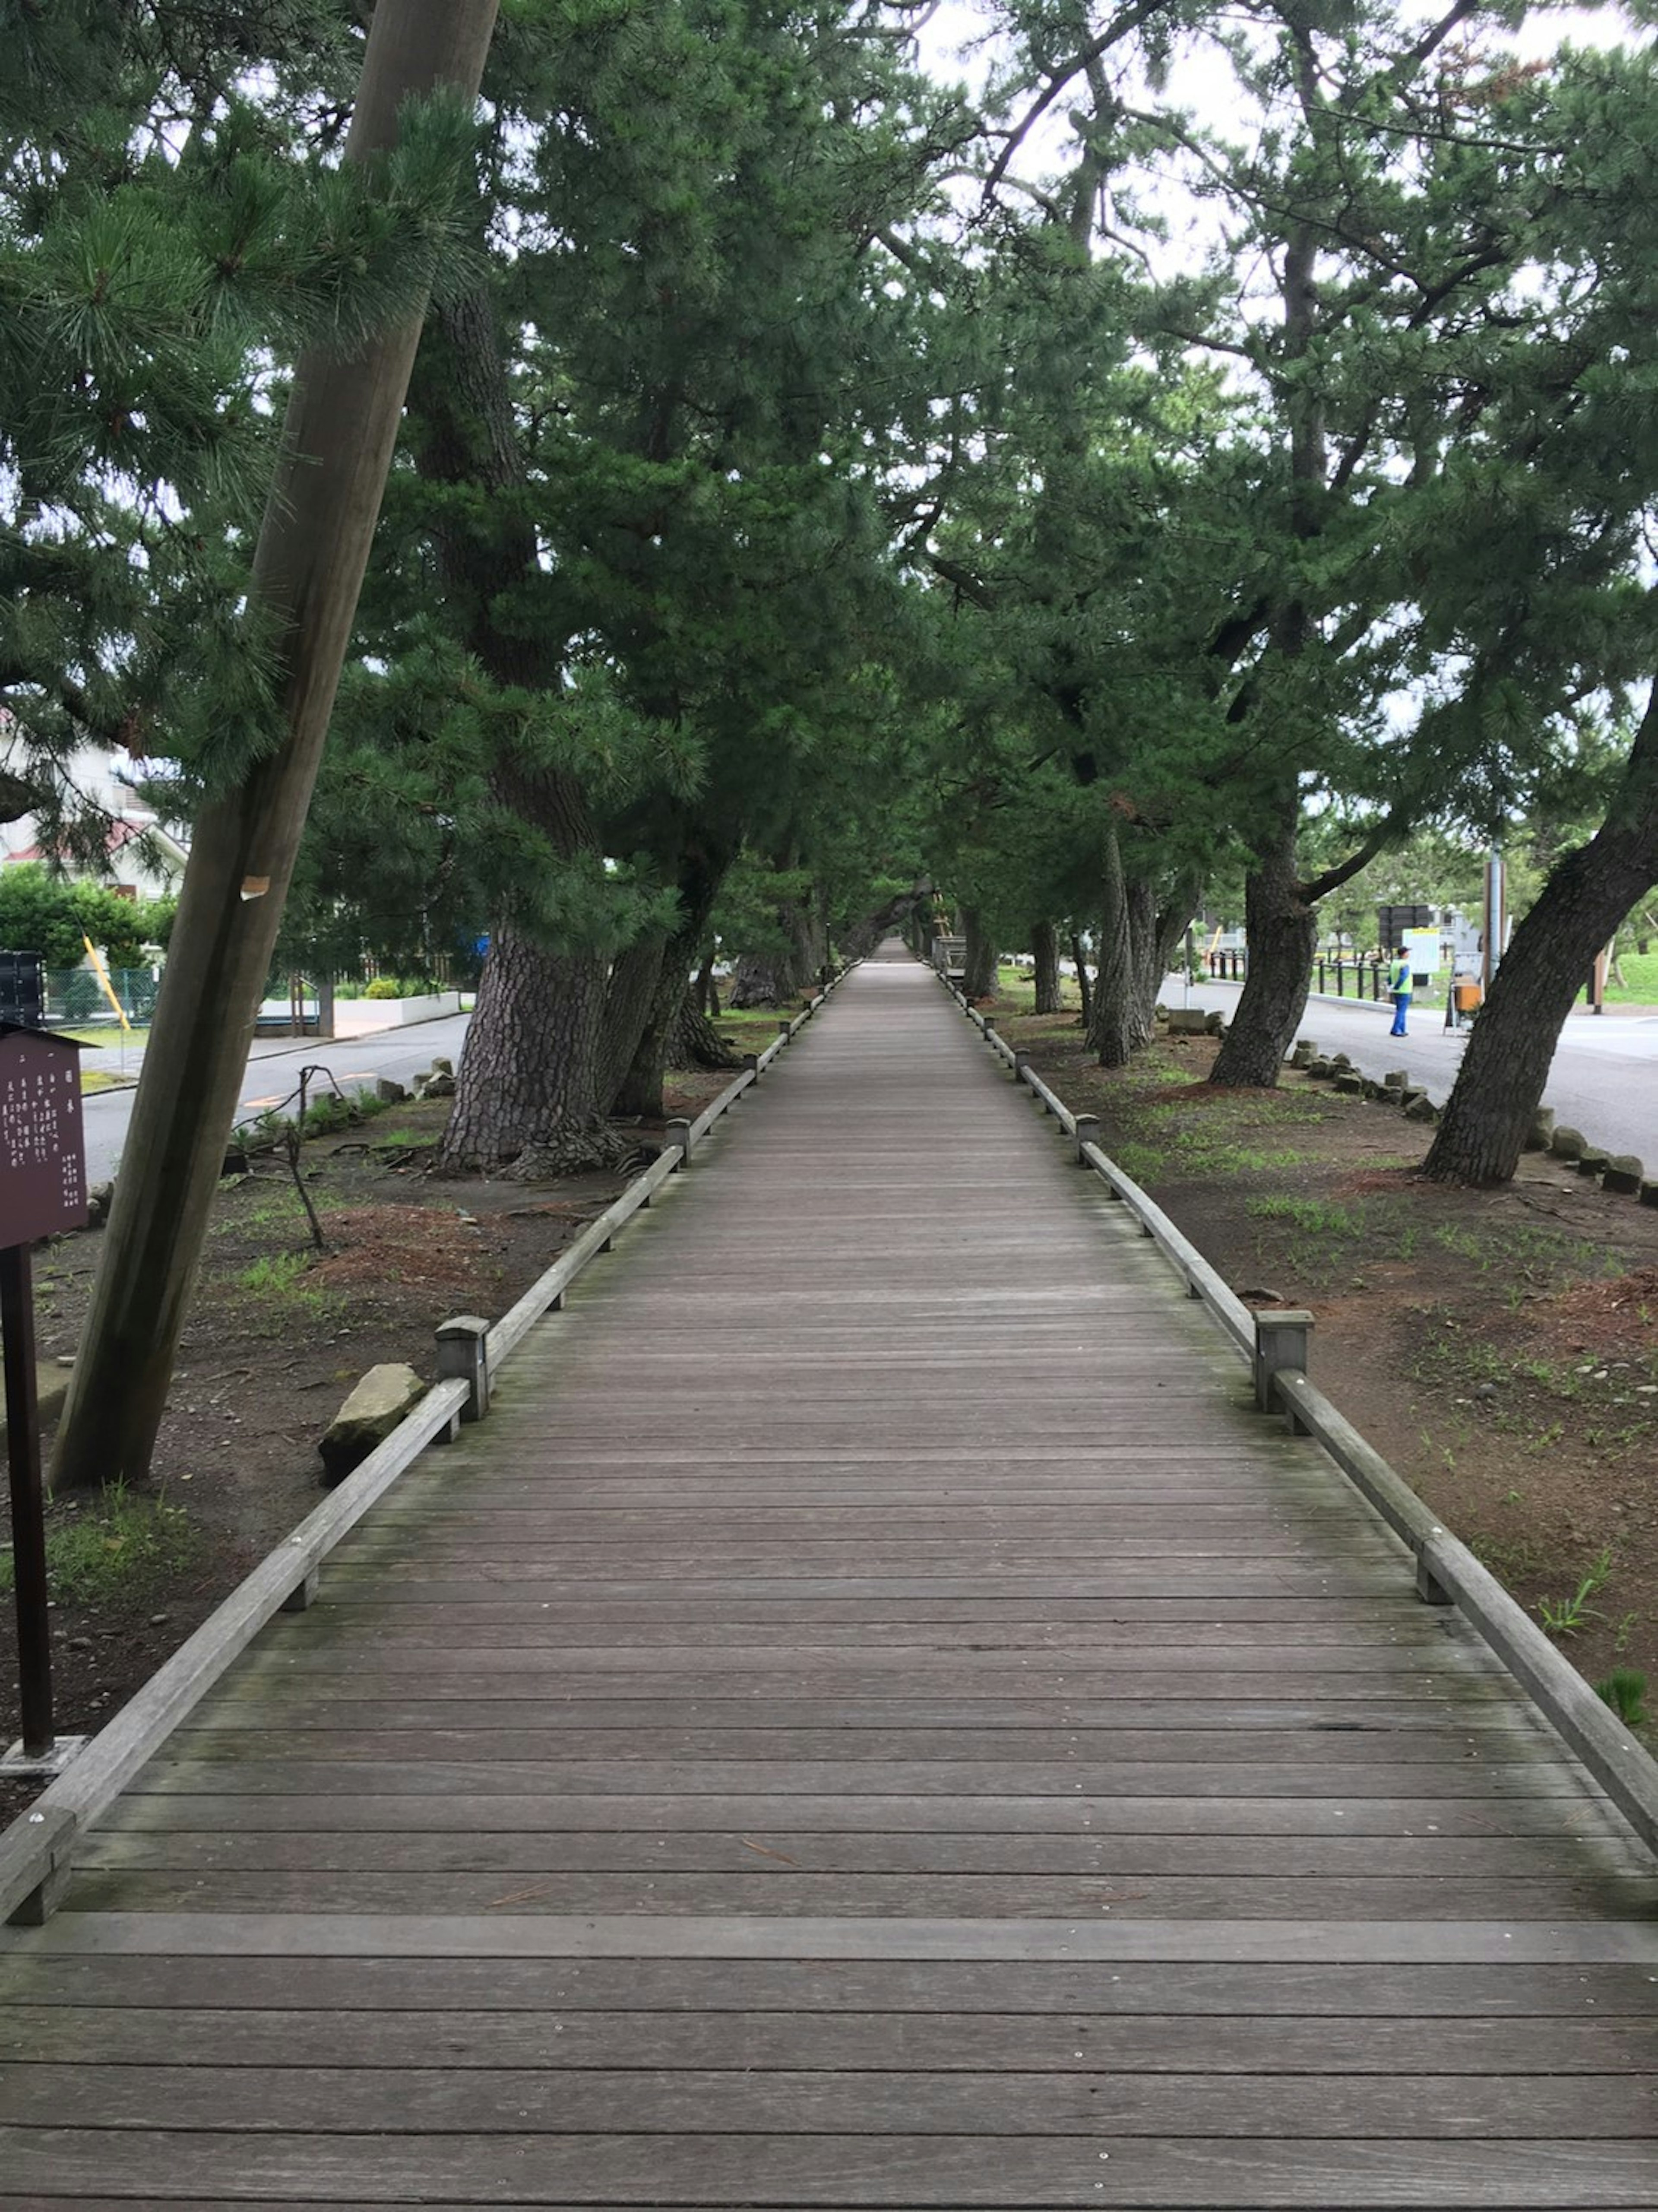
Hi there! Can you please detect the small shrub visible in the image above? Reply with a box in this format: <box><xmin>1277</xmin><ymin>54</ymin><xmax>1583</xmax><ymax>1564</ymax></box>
<box><xmin>1595</xmin><ymin>1667</ymin><xmax>1649</xmax><ymax>1729</ymax></box>
<box><xmin>364</xmin><ymin>976</ymin><xmax>402</xmax><ymax>1000</ymax></box>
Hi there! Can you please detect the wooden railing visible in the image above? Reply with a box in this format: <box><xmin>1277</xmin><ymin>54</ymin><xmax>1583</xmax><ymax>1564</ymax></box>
<box><xmin>0</xmin><ymin>960</ymin><xmax>857</xmax><ymax>1926</ymax></box>
<box><xmin>937</xmin><ymin>964</ymin><xmax>1658</xmax><ymax>1861</ymax></box>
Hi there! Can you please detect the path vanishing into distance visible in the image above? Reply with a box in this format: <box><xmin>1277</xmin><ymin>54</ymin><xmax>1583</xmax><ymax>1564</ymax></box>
<box><xmin>3</xmin><ymin>946</ymin><xmax>1655</xmax><ymax>2206</ymax></box>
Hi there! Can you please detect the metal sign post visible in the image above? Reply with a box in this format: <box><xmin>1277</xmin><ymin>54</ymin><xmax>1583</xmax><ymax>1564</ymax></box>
<box><xmin>0</xmin><ymin>1023</ymin><xmax>89</xmax><ymax>1775</ymax></box>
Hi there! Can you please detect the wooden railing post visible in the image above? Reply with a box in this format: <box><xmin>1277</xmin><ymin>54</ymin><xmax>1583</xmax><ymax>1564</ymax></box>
<box><xmin>665</xmin><ymin>1116</ymin><xmax>693</xmax><ymax>1167</ymax></box>
<box><xmin>436</xmin><ymin>1315</ymin><xmax>491</xmax><ymax>1423</ymax></box>
<box><xmin>1254</xmin><ymin>1311</ymin><xmax>1313</xmax><ymax>1430</ymax></box>
<box><xmin>1074</xmin><ymin>1113</ymin><xmax>1100</xmax><ymax>1163</ymax></box>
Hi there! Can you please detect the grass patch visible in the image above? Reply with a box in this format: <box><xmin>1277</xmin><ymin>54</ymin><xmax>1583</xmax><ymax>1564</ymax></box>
<box><xmin>1247</xmin><ymin>1195</ymin><xmax>1368</xmax><ymax>1239</ymax></box>
<box><xmin>80</xmin><ymin>1069</ymin><xmax>136</xmax><ymax>1094</ymax></box>
<box><xmin>0</xmin><ymin>1486</ymin><xmax>201</xmax><ymax>1605</ymax></box>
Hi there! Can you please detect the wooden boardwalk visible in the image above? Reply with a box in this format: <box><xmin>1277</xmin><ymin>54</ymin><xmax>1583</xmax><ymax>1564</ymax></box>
<box><xmin>2</xmin><ymin>945</ymin><xmax>1655</xmax><ymax>2206</ymax></box>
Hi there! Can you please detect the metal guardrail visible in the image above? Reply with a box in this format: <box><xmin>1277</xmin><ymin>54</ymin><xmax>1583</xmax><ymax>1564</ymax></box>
<box><xmin>0</xmin><ymin>959</ymin><xmax>858</xmax><ymax>1926</ymax></box>
<box><xmin>935</xmin><ymin>959</ymin><xmax>1658</xmax><ymax>1862</ymax></box>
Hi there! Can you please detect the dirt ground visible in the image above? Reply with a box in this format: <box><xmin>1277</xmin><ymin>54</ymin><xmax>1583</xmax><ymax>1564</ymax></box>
<box><xmin>992</xmin><ymin>995</ymin><xmax>1658</xmax><ymax>1715</ymax></box>
<box><xmin>0</xmin><ymin>1052</ymin><xmax>740</xmax><ymax>1823</ymax></box>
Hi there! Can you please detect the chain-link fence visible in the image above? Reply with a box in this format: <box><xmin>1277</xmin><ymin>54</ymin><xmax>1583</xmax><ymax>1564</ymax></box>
<box><xmin>43</xmin><ymin>967</ymin><xmax>161</xmax><ymax>1030</ymax></box>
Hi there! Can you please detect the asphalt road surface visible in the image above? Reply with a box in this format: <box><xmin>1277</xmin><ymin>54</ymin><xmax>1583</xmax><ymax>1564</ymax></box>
<box><xmin>79</xmin><ymin>1011</ymin><xmax>473</xmax><ymax>1183</ymax></box>
<box><xmin>1164</xmin><ymin>974</ymin><xmax>1658</xmax><ymax>1168</ymax></box>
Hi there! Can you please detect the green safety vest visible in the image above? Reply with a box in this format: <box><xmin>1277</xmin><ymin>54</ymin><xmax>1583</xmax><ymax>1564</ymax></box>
<box><xmin>1389</xmin><ymin>956</ymin><xmax>1411</xmax><ymax>993</ymax></box>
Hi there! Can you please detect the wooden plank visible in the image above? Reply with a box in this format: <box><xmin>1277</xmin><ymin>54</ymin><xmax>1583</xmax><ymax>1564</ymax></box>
<box><xmin>4</xmin><ymin>2062</ymin><xmax>1653</xmax><ymax>2138</ymax></box>
<box><xmin>5</xmin><ymin>2004</ymin><xmax>1652</xmax><ymax>2074</ymax></box>
<box><xmin>9</xmin><ymin>1951</ymin><xmax>1657</xmax><ymax>2017</ymax></box>
<box><xmin>63</xmin><ymin>1867</ymin><xmax>1658</xmax><ymax>1920</ymax></box>
<box><xmin>3</xmin><ymin>2128</ymin><xmax>1656</xmax><ymax>2205</ymax></box>
<box><xmin>101</xmin><ymin>1789</ymin><xmax>1635</xmax><ymax>1838</ymax></box>
<box><xmin>22</xmin><ymin>1912</ymin><xmax>1658</xmax><ymax>1962</ymax></box>
<box><xmin>132</xmin><ymin>1756</ymin><xmax>1599</xmax><ymax>1800</ymax></box>
<box><xmin>78</xmin><ymin>1829</ymin><xmax>1647</xmax><ymax>1879</ymax></box>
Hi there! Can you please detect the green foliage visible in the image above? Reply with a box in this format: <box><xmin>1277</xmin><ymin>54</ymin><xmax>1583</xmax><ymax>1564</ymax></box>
<box><xmin>1537</xmin><ymin>1550</ymin><xmax>1615</xmax><ymax>1639</ymax></box>
<box><xmin>0</xmin><ymin>1484</ymin><xmax>200</xmax><ymax>1604</ymax></box>
<box><xmin>0</xmin><ymin>865</ymin><xmax>174</xmax><ymax>967</ymax></box>
<box><xmin>1595</xmin><ymin>1667</ymin><xmax>1649</xmax><ymax>1730</ymax></box>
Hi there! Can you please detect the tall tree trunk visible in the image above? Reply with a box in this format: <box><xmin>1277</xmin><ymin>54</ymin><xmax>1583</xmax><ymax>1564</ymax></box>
<box><xmin>961</xmin><ymin>905</ymin><xmax>997</xmax><ymax>1000</ymax></box>
<box><xmin>612</xmin><ymin>848</ymin><xmax>735</xmax><ymax>1117</ymax></box>
<box><xmin>443</xmin><ymin>925</ymin><xmax>626</xmax><ymax>1173</ymax></box>
<box><xmin>597</xmin><ymin>935</ymin><xmax>666</xmax><ymax>1113</ymax></box>
<box><xmin>1088</xmin><ymin>822</ymin><xmax>1141</xmax><ymax>1067</ymax></box>
<box><xmin>1069</xmin><ymin>931</ymin><xmax>1093</xmax><ymax>1029</ymax></box>
<box><xmin>1032</xmin><ymin>920</ymin><xmax>1061</xmax><ymax>1014</ymax></box>
<box><xmin>51</xmin><ymin>0</ymin><xmax>501</xmax><ymax>1495</ymax></box>
<box><xmin>1209</xmin><ymin>795</ymin><xmax>1316</xmax><ymax>1088</ymax></box>
<box><xmin>443</xmin><ymin>769</ymin><xmax>629</xmax><ymax>1172</ymax></box>
<box><xmin>1425</xmin><ymin>685</ymin><xmax>1658</xmax><ymax>1185</ymax></box>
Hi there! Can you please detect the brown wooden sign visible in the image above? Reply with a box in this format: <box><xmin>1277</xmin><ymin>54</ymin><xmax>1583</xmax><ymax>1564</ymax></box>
<box><xmin>0</xmin><ymin>1025</ymin><xmax>88</xmax><ymax>1247</ymax></box>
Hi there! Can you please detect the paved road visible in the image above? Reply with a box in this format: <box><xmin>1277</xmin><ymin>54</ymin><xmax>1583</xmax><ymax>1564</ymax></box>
<box><xmin>1164</xmin><ymin>975</ymin><xmax>1658</xmax><ymax>1166</ymax></box>
<box><xmin>80</xmin><ymin>1013</ymin><xmax>472</xmax><ymax>1182</ymax></box>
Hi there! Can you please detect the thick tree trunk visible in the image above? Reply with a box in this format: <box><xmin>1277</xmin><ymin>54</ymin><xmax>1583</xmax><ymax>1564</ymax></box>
<box><xmin>1032</xmin><ymin>920</ymin><xmax>1061</xmax><ymax>1014</ymax></box>
<box><xmin>1425</xmin><ymin>686</ymin><xmax>1658</xmax><ymax>1184</ymax></box>
<box><xmin>51</xmin><ymin>0</ymin><xmax>502</xmax><ymax>1495</ymax></box>
<box><xmin>1088</xmin><ymin>824</ymin><xmax>1142</xmax><ymax>1067</ymax></box>
<box><xmin>961</xmin><ymin>905</ymin><xmax>997</xmax><ymax>1000</ymax></box>
<box><xmin>443</xmin><ymin>925</ymin><xmax>630</xmax><ymax>1173</ymax></box>
<box><xmin>668</xmin><ymin>991</ymin><xmax>743</xmax><ymax>1071</ymax></box>
<box><xmin>597</xmin><ymin>935</ymin><xmax>666</xmax><ymax>1114</ymax></box>
<box><xmin>613</xmin><ymin>852</ymin><xmax>735</xmax><ymax>1117</ymax></box>
<box><xmin>1069</xmin><ymin>932</ymin><xmax>1093</xmax><ymax>1029</ymax></box>
<box><xmin>728</xmin><ymin>949</ymin><xmax>795</xmax><ymax>1008</ymax></box>
<box><xmin>1209</xmin><ymin>800</ymin><xmax>1316</xmax><ymax>1088</ymax></box>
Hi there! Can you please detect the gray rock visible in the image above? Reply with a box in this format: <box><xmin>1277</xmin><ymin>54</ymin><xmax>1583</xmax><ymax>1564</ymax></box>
<box><xmin>1204</xmin><ymin>1010</ymin><xmax>1225</xmax><ymax>1036</ymax></box>
<box><xmin>319</xmin><ymin>1363</ymin><xmax>428</xmax><ymax>1486</ymax></box>
<box><xmin>1290</xmin><ymin>1039</ymin><xmax>1318</xmax><ymax>1067</ymax></box>
<box><xmin>1331</xmin><ymin>1053</ymin><xmax>1353</xmax><ymax>1070</ymax></box>
<box><xmin>430</xmin><ymin>1056</ymin><xmax>454</xmax><ymax>1076</ymax></box>
<box><xmin>1639</xmin><ymin>1181</ymin><xmax>1658</xmax><ymax>1209</ymax></box>
<box><xmin>87</xmin><ymin>1179</ymin><xmax>114</xmax><ymax>1225</ymax></box>
<box><xmin>0</xmin><ymin>1362</ymin><xmax>73</xmax><ymax>1460</ymax></box>
<box><xmin>1333</xmin><ymin>1072</ymin><xmax>1366</xmax><ymax>1095</ymax></box>
<box><xmin>1526</xmin><ymin>1107</ymin><xmax>1556</xmax><ymax>1150</ymax></box>
<box><xmin>1404</xmin><ymin>1094</ymin><xmax>1438</xmax><ymax>1122</ymax></box>
<box><xmin>423</xmin><ymin>1072</ymin><xmax>456</xmax><ymax>1099</ymax></box>
<box><xmin>375</xmin><ymin>1077</ymin><xmax>408</xmax><ymax>1105</ymax></box>
<box><xmin>1305</xmin><ymin>1059</ymin><xmax>1335</xmax><ymax>1081</ymax></box>
<box><xmin>1576</xmin><ymin>1149</ymin><xmax>1610</xmax><ymax>1178</ymax></box>
<box><xmin>1166</xmin><ymin>1009</ymin><xmax>1209</xmax><ymax>1035</ymax></box>
<box><xmin>1383</xmin><ymin>1070</ymin><xmax>1408</xmax><ymax>1090</ymax></box>
<box><xmin>1550</xmin><ymin>1126</ymin><xmax>1585</xmax><ymax>1160</ymax></box>
<box><xmin>1603</xmin><ymin>1155</ymin><xmax>1643</xmax><ymax>1195</ymax></box>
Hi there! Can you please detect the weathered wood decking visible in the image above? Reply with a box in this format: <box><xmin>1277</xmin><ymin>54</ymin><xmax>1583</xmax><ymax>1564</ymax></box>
<box><xmin>1</xmin><ymin>946</ymin><xmax>1655</xmax><ymax>2206</ymax></box>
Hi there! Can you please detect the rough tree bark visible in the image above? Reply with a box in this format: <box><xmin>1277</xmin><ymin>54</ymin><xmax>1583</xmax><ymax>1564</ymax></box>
<box><xmin>1032</xmin><ymin>920</ymin><xmax>1061</xmax><ymax>1014</ymax></box>
<box><xmin>442</xmin><ymin>910</ymin><xmax>627</xmax><ymax>1174</ymax></box>
<box><xmin>597</xmin><ymin>935</ymin><xmax>667</xmax><ymax>1115</ymax></box>
<box><xmin>612</xmin><ymin>849</ymin><xmax>737</xmax><ymax>1118</ymax></box>
<box><xmin>1207</xmin><ymin>796</ymin><xmax>1316</xmax><ymax>1087</ymax></box>
<box><xmin>1426</xmin><ymin>684</ymin><xmax>1658</xmax><ymax>1185</ymax></box>
<box><xmin>961</xmin><ymin>905</ymin><xmax>997</xmax><ymax>1000</ymax></box>
<box><xmin>51</xmin><ymin>0</ymin><xmax>501</xmax><ymax>1494</ymax></box>
<box><xmin>668</xmin><ymin>990</ymin><xmax>742</xmax><ymax>1071</ymax></box>
<box><xmin>1069</xmin><ymin>931</ymin><xmax>1093</xmax><ymax>1029</ymax></box>
<box><xmin>1088</xmin><ymin>822</ymin><xmax>1144</xmax><ymax>1067</ymax></box>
